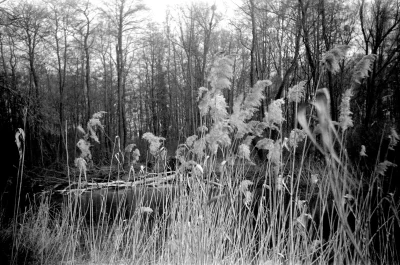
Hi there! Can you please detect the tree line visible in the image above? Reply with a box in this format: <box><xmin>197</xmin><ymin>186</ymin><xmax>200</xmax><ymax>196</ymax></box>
<box><xmin>0</xmin><ymin>0</ymin><xmax>399</xmax><ymax>168</ymax></box>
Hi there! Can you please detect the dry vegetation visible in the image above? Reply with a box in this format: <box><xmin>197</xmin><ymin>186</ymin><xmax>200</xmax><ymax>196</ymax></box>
<box><xmin>1</xmin><ymin>53</ymin><xmax>399</xmax><ymax>265</ymax></box>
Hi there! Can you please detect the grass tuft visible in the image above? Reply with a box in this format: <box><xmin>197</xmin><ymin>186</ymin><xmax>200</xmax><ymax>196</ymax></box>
<box><xmin>5</xmin><ymin>54</ymin><xmax>399</xmax><ymax>265</ymax></box>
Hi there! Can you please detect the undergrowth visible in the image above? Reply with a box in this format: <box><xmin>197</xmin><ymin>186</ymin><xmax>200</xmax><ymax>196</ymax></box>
<box><xmin>3</xmin><ymin>48</ymin><xmax>399</xmax><ymax>265</ymax></box>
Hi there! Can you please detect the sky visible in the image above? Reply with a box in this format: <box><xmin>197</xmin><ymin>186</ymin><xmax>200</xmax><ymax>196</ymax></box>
<box><xmin>145</xmin><ymin>0</ymin><xmax>235</xmax><ymax>23</ymax></box>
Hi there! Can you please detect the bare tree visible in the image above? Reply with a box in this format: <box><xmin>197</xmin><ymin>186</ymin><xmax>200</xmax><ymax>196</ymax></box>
<box><xmin>102</xmin><ymin>0</ymin><xmax>147</xmax><ymax>147</ymax></box>
<box><xmin>47</xmin><ymin>0</ymin><xmax>76</xmax><ymax>159</ymax></box>
<box><xmin>11</xmin><ymin>1</ymin><xmax>49</xmax><ymax>97</ymax></box>
<box><xmin>73</xmin><ymin>0</ymin><xmax>98</xmax><ymax>121</ymax></box>
<box><xmin>359</xmin><ymin>0</ymin><xmax>400</xmax><ymax>126</ymax></box>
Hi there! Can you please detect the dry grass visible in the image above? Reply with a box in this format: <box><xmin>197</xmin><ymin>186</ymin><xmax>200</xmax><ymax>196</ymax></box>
<box><xmin>4</xmin><ymin>53</ymin><xmax>399</xmax><ymax>265</ymax></box>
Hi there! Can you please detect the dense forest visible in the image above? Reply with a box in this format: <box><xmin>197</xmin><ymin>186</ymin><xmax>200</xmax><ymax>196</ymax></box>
<box><xmin>1</xmin><ymin>0</ymin><xmax>399</xmax><ymax>169</ymax></box>
<box><xmin>0</xmin><ymin>0</ymin><xmax>400</xmax><ymax>264</ymax></box>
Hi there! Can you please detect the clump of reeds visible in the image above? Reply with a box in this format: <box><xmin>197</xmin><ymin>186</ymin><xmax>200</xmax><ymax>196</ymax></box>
<box><xmin>7</xmin><ymin>49</ymin><xmax>399</xmax><ymax>265</ymax></box>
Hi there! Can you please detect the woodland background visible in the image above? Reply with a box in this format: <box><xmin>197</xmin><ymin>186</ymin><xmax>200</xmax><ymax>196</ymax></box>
<box><xmin>0</xmin><ymin>0</ymin><xmax>399</xmax><ymax>183</ymax></box>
